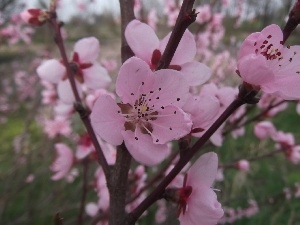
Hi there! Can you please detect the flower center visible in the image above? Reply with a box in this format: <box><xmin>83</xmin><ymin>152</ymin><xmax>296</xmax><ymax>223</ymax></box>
<box><xmin>177</xmin><ymin>174</ymin><xmax>193</xmax><ymax>216</ymax></box>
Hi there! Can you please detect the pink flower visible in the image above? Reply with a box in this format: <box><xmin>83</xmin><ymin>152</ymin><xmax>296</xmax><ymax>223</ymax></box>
<box><xmin>236</xmin><ymin>159</ymin><xmax>250</xmax><ymax>172</ymax></box>
<box><xmin>125</xmin><ymin>20</ymin><xmax>211</xmax><ymax>86</ymax></box>
<box><xmin>50</xmin><ymin>143</ymin><xmax>74</xmax><ymax>180</ymax></box>
<box><xmin>91</xmin><ymin>57</ymin><xmax>192</xmax><ymax>165</ymax></box>
<box><xmin>178</xmin><ymin>152</ymin><xmax>224</xmax><ymax>225</ymax></box>
<box><xmin>195</xmin><ymin>4</ymin><xmax>211</xmax><ymax>24</ymax></box>
<box><xmin>237</xmin><ymin>24</ymin><xmax>300</xmax><ymax>100</ymax></box>
<box><xmin>37</xmin><ymin>37</ymin><xmax>111</xmax><ymax>104</ymax></box>
<box><xmin>43</xmin><ymin>117</ymin><xmax>72</xmax><ymax>138</ymax></box>
<box><xmin>254</xmin><ymin>121</ymin><xmax>277</xmax><ymax>140</ymax></box>
<box><xmin>75</xmin><ymin>133</ymin><xmax>95</xmax><ymax>160</ymax></box>
<box><xmin>85</xmin><ymin>202</ymin><xmax>99</xmax><ymax>217</ymax></box>
<box><xmin>286</xmin><ymin>146</ymin><xmax>300</xmax><ymax>164</ymax></box>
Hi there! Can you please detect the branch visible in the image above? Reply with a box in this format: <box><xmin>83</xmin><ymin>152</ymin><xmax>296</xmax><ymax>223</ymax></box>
<box><xmin>156</xmin><ymin>0</ymin><xmax>197</xmax><ymax>70</ymax></box>
<box><xmin>224</xmin><ymin>100</ymin><xmax>286</xmax><ymax>135</ymax></box>
<box><xmin>108</xmin><ymin>1</ymin><xmax>135</xmax><ymax>224</ymax></box>
<box><xmin>282</xmin><ymin>0</ymin><xmax>300</xmax><ymax>44</ymax></box>
<box><xmin>108</xmin><ymin>143</ymin><xmax>132</xmax><ymax>225</ymax></box>
<box><xmin>48</xmin><ymin>14</ymin><xmax>110</xmax><ymax>178</ymax></box>
<box><xmin>220</xmin><ymin>149</ymin><xmax>282</xmax><ymax>169</ymax></box>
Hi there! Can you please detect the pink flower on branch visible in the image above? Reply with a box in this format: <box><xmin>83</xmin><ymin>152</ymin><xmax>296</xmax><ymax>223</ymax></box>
<box><xmin>125</xmin><ymin>19</ymin><xmax>211</xmax><ymax>86</ymax></box>
<box><xmin>50</xmin><ymin>143</ymin><xmax>74</xmax><ymax>181</ymax></box>
<box><xmin>91</xmin><ymin>57</ymin><xmax>192</xmax><ymax>165</ymax></box>
<box><xmin>37</xmin><ymin>37</ymin><xmax>111</xmax><ymax>104</ymax></box>
<box><xmin>173</xmin><ymin>152</ymin><xmax>224</xmax><ymax>225</ymax></box>
<box><xmin>237</xmin><ymin>24</ymin><xmax>300</xmax><ymax>100</ymax></box>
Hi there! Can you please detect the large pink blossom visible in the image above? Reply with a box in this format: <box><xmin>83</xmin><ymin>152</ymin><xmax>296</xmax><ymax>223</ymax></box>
<box><xmin>125</xmin><ymin>19</ymin><xmax>211</xmax><ymax>86</ymax></box>
<box><xmin>237</xmin><ymin>24</ymin><xmax>300</xmax><ymax>100</ymax></box>
<box><xmin>37</xmin><ymin>37</ymin><xmax>111</xmax><ymax>103</ymax></box>
<box><xmin>91</xmin><ymin>57</ymin><xmax>192</xmax><ymax>165</ymax></box>
<box><xmin>178</xmin><ymin>152</ymin><xmax>224</xmax><ymax>225</ymax></box>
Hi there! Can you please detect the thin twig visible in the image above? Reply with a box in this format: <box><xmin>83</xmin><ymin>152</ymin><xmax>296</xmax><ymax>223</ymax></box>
<box><xmin>224</xmin><ymin>100</ymin><xmax>286</xmax><ymax>135</ymax></box>
<box><xmin>220</xmin><ymin>149</ymin><xmax>282</xmax><ymax>169</ymax></box>
<box><xmin>48</xmin><ymin>15</ymin><xmax>110</xmax><ymax>178</ymax></box>
<box><xmin>156</xmin><ymin>0</ymin><xmax>197</xmax><ymax>70</ymax></box>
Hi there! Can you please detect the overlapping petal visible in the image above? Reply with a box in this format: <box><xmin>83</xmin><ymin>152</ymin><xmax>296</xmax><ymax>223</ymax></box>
<box><xmin>37</xmin><ymin>59</ymin><xmax>65</xmax><ymax>83</ymax></box>
<box><xmin>116</xmin><ymin>57</ymin><xmax>154</xmax><ymax>105</ymax></box>
<box><xmin>91</xmin><ymin>95</ymin><xmax>125</xmax><ymax>145</ymax></box>
<box><xmin>73</xmin><ymin>37</ymin><xmax>100</xmax><ymax>62</ymax></box>
<box><xmin>84</xmin><ymin>63</ymin><xmax>112</xmax><ymax>89</ymax></box>
<box><xmin>122</xmin><ymin>129</ymin><xmax>170</xmax><ymax>166</ymax></box>
<box><xmin>125</xmin><ymin>20</ymin><xmax>159</xmax><ymax>63</ymax></box>
<box><xmin>150</xmin><ymin>106</ymin><xmax>192</xmax><ymax>144</ymax></box>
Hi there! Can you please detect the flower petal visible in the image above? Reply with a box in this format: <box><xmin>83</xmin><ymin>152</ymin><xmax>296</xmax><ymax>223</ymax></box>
<box><xmin>180</xmin><ymin>61</ymin><xmax>211</xmax><ymax>86</ymax></box>
<box><xmin>57</xmin><ymin>79</ymin><xmax>83</xmax><ymax>104</ymax></box>
<box><xmin>116</xmin><ymin>57</ymin><xmax>154</xmax><ymax>105</ymax></box>
<box><xmin>148</xmin><ymin>69</ymin><xmax>189</xmax><ymax>109</ymax></box>
<box><xmin>183</xmin><ymin>95</ymin><xmax>220</xmax><ymax>133</ymax></box>
<box><xmin>238</xmin><ymin>54</ymin><xmax>275</xmax><ymax>86</ymax></box>
<box><xmin>150</xmin><ymin>106</ymin><xmax>192</xmax><ymax>144</ymax></box>
<box><xmin>84</xmin><ymin>63</ymin><xmax>111</xmax><ymax>89</ymax></box>
<box><xmin>122</xmin><ymin>129</ymin><xmax>170</xmax><ymax>166</ymax></box>
<box><xmin>263</xmin><ymin>74</ymin><xmax>300</xmax><ymax>100</ymax></box>
<box><xmin>179</xmin><ymin>184</ymin><xmax>223</xmax><ymax>225</ymax></box>
<box><xmin>90</xmin><ymin>95</ymin><xmax>125</xmax><ymax>146</ymax></box>
<box><xmin>37</xmin><ymin>59</ymin><xmax>65</xmax><ymax>83</ymax></box>
<box><xmin>188</xmin><ymin>152</ymin><xmax>218</xmax><ymax>187</ymax></box>
<box><xmin>159</xmin><ymin>29</ymin><xmax>196</xmax><ymax>65</ymax></box>
<box><xmin>125</xmin><ymin>19</ymin><xmax>159</xmax><ymax>63</ymax></box>
<box><xmin>74</xmin><ymin>37</ymin><xmax>100</xmax><ymax>62</ymax></box>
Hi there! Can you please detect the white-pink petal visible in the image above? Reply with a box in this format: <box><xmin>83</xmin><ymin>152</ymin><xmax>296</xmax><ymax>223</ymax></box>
<box><xmin>188</xmin><ymin>152</ymin><xmax>218</xmax><ymax>187</ymax></box>
<box><xmin>84</xmin><ymin>63</ymin><xmax>111</xmax><ymax>89</ymax></box>
<box><xmin>73</xmin><ymin>37</ymin><xmax>100</xmax><ymax>62</ymax></box>
<box><xmin>180</xmin><ymin>62</ymin><xmax>211</xmax><ymax>86</ymax></box>
<box><xmin>37</xmin><ymin>59</ymin><xmax>65</xmax><ymax>83</ymax></box>
<box><xmin>159</xmin><ymin>30</ymin><xmax>196</xmax><ymax>65</ymax></box>
<box><xmin>57</xmin><ymin>79</ymin><xmax>83</xmax><ymax>104</ymax></box>
<box><xmin>125</xmin><ymin>20</ymin><xmax>159</xmax><ymax>63</ymax></box>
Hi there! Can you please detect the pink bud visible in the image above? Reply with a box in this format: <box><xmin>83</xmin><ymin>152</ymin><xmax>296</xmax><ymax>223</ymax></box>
<box><xmin>236</xmin><ymin>160</ymin><xmax>250</xmax><ymax>172</ymax></box>
<box><xmin>20</xmin><ymin>9</ymin><xmax>48</xmax><ymax>26</ymax></box>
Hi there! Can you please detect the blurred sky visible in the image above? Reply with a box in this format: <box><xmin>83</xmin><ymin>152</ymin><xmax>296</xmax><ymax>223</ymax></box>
<box><xmin>24</xmin><ymin>0</ymin><xmax>120</xmax><ymax>22</ymax></box>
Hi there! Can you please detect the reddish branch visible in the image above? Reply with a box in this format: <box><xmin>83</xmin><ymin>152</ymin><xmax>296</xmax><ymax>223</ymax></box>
<box><xmin>282</xmin><ymin>0</ymin><xmax>300</xmax><ymax>43</ymax></box>
<box><xmin>48</xmin><ymin>14</ymin><xmax>110</xmax><ymax>178</ymax></box>
<box><xmin>156</xmin><ymin>0</ymin><xmax>197</xmax><ymax>70</ymax></box>
<box><xmin>224</xmin><ymin>100</ymin><xmax>286</xmax><ymax>135</ymax></box>
<box><xmin>108</xmin><ymin>1</ymin><xmax>135</xmax><ymax>225</ymax></box>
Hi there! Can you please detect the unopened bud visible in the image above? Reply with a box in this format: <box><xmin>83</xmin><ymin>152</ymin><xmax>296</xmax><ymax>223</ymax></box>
<box><xmin>20</xmin><ymin>9</ymin><xmax>50</xmax><ymax>26</ymax></box>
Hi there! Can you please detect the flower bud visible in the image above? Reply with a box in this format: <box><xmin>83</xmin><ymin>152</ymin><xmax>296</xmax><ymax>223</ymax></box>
<box><xmin>20</xmin><ymin>9</ymin><xmax>49</xmax><ymax>26</ymax></box>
